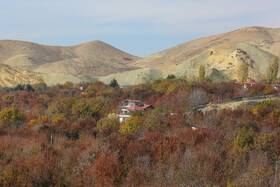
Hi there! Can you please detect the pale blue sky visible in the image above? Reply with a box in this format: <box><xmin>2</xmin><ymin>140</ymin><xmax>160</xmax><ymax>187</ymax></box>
<box><xmin>0</xmin><ymin>0</ymin><xmax>279</xmax><ymax>57</ymax></box>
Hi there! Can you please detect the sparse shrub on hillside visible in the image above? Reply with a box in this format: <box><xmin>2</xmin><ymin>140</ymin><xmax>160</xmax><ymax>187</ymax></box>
<box><xmin>166</xmin><ymin>74</ymin><xmax>176</xmax><ymax>80</ymax></box>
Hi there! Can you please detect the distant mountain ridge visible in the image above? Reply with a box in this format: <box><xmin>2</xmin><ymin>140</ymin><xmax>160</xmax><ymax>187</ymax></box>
<box><xmin>0</xmin><ymin>26</ymin><xmax>280</xmax><ymax>87</ymax></box>
<box><xmin>101</xmin><ymin>26</ymin><xmax>280</xmax><ymax>85</ymax></box>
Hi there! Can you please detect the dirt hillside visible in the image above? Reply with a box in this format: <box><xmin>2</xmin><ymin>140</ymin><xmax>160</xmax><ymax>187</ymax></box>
<box><xmin>133</xmin><ymin>27</ymin><xmax>280</xmax><ymax>69</ymax></box>
<box><xmin>0</xmin><ymin>40</ymin><xmax>140</xmax><ymax>77</ymax></box>
<box><xmin>1</xmin><ymin>26</ymin><xmax>280</xmax><ymax>86</ymax></box>
<box><xmin>0</xmin><ymin>64</ymin><xmax>43</xmax><ymax>87</ymax></box>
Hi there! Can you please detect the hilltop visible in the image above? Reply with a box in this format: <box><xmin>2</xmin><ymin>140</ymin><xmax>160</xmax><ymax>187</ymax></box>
<box><xmin>0</xmin><ymin>26</ymin><xmax>280</xmax><ymax>87</ymax></box>
<box><xmin>0</xmin><ymin>40</ymin><xmax>140</xmax><ymax>77</ymax></box>
<box><xmin>101</xmin><ymin>26</ymin><xmax>280</xmax><ymax>85</ymax></box>
<box><xmin>133</xmin><ymin>27</ymin><xmax>280</xmax><ymax>69</ymax></box>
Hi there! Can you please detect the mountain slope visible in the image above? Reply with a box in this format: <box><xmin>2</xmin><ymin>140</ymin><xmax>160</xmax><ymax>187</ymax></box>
<box><xmin>1</xmin><ymin>26</ymin><xmax>280</xmax><ymax>87</ymax></box>
<box><xmin>167</xmin><ymin>42</ymin><xmax>276</xmax><ymax>81</ymax></box>
<box><xmin>0</xmin><ymin>40</ymin><xmax>140</xmax><ymax>77</ymax></box>
<box><xmin>0</xmin><ymin>64</ymin><xmax>43</xmax><ymax>87</ymax></box>
<box><xmin>133</xmin><ymin>27</ymin><xmax>280</xmax><ymax>69</ymax></box>
<box><xmin>98</xmin><ymin>27</ymin><xmax>280</xmax><ymax>85</ymax></box>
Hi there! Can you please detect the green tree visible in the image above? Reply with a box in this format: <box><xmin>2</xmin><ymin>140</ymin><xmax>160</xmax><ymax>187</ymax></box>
<box><xmin>109</xmin><ymin>79</ymin><xmax>119</xmax><ymax>88</ymax></box>
<box><xmin>25</xmin><ymin>84</ymin><xmax>34</xmax><ymax>92</ymax></box>
<box><xmin>237</xmin><ymin>61</ymin><xmax>248</xmax><ymax>83</ymax></box>
<box><xmin>267</xmin><ymin>56</ymin><xmax>279</xmax><ymax>83</ymax></box>
<box><xmin>166</xmin><ymin>74</ymin><xmax>176</xmax><ymax>80</ymax></box>
<box><xmin>198</xmin><ymin>65</ymin><xmax>205</xmax><ymax>83</ymax></box>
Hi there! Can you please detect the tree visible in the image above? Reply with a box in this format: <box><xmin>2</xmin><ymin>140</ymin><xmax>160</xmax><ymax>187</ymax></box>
<box><xmin>0</xmin><ymin>106</ymin><xmax>26</xmax><ymax>127</ymax></box>
<box><xmin>198</xmin><ymin>65</ymin><xmax>205</xmax><ymax>83</ymax></box>
<box><xmin>25</xmin><ymin>84</ymin><xmax>34</xmax><ymax>92</ymax></box>
<box><xmin>267</xmin><ymin>56</ymin><xmax>279</xmax><ymax>83</ymax></box>
<box><xmin>96</xmin><ymin>117</ymin><xmax>120</xmax><ymax>136</ymax></box>
<box><xmin>94</xmin><ymin>154</ymin><xmax>123</xmax><ymax>186</ymax></box>
<box><xmin>189</xmin><ymin>88</ymin><xmax>208</xmax><ymax>107</ymax></box>
<box><xmin>166</xmin><ymin>74</ymin><xmax>176</xmax><ymax>80</ymax></box>
<box><xmin>119</xmin><ymin>112</ymin><xmax>143</xmax><ymax>134</ymax></box>
<box><xmin>109</xmin><ymin>79</ymin><xmax>120</xmax><ymax>88</ymax></box>
<box><xmin>237</xmin><ymin>61</ymin><xmax>248</xmax><ymax>83</ymax></box>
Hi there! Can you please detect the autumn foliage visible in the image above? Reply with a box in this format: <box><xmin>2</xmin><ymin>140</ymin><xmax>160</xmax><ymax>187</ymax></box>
<box><xmin>0</xmin><ymin>79</ymin><xmax>279</xmax><ymax>186</ymax></box>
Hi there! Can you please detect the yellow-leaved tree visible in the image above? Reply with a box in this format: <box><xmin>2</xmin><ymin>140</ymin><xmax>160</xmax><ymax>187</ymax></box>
<box><xmin>119</xmin><ymin>112</ymin><xmax>143</xmax><ymax>134</ymax></box>
<box><xmin>267</xmin><ymin>56</ymin><xmax>279</xmax><ymax>83</ymax></box>
<box><xmin>237</xmin><ymin>61</ymin><xmax>248</xmax><ymax>83</ymax></box>
<box><xmin>0</xmin><ymin>106</ymin><xmax>26</xmax><ymax>127</ymax></box>
<box><xmin>198</xmin><ymin>64</ymin><xmax>205</xmax><ymax>83</ymax></box>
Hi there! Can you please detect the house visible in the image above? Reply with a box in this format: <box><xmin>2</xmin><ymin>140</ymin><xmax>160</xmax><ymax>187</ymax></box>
<box><xmin>117</xmin><ymin>100</ymin><xmax>152</xmax><ymax>122</ymax></box>
<box><xmin>243</xmin><ymin>82</ymin><xmax>256</xmax><ymax>89</ymax></box>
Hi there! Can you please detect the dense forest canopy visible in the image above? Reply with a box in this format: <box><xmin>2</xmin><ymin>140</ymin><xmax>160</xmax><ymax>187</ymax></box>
<box><xmin>0</xmin><ymin>78</ymin><xmax>279</xmax><ymax>186</ymax></box>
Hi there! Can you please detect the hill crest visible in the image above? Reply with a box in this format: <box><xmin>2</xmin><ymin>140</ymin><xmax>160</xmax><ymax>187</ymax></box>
<box><xmin>0</xmin><ymin>40</ymin><xmax>140</xmax><ymax>77</ymax></box>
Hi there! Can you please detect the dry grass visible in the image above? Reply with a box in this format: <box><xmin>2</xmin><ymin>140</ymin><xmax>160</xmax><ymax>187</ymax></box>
<box><xmin>0</xmin><ymin>40</ymin><xmax>140</xmax><ymax>77</ymax></box>
<box><xmin>0</xmin><ymin>64</ymin><xmax>43</xmax><ymax>87</ymax></box>
<box><xmin>0</xmin><ymin>26</ymin><xmax>280</xmax><ymax>87</ymax></box>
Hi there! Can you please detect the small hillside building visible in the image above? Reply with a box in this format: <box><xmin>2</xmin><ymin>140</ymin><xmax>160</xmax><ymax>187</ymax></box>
<box><xmin>243</xmin><ymin>82</ymin><xmax>256</xmax><ymax>89</ymax></box>
<box><xmin>117</xmin><ymin>100</ymin><xmax>152</xmax><ymax>122</ymax></box>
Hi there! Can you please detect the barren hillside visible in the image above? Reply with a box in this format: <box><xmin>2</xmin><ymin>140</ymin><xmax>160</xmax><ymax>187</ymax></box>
<box><xmin>0</xmin><ymin>64</ymin><xmax>43</xmax><ymax>87</ymax></box>
<box><xmin>0</xmin><ymin>40</ymin><xmax>140</xmax><ymax>77</ymax></box>
<box><xmin>1</xmin><ymin>26</ymin><xmax>280</xmax><ymax>87</ymax></box>
<box><xmin>133</xmin><ymin>27</ymin><xmax>280</xmax><ymax>69</ymax></box>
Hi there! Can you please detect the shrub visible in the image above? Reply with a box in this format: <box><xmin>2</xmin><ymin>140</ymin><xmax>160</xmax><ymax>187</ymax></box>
<box><xmin>52</xmin><ymin>113</ymin><xmax>67</xmax><ymax>124</ymax></box>
<box><xmin>0</xmin><ymin>106</ymin><xmax>26</xmax><ymax>127</ymax></box>
<box><xmin>2</xmin><ymin>95</ymin><xmax>14</xmax><ymax>103</ymax></box>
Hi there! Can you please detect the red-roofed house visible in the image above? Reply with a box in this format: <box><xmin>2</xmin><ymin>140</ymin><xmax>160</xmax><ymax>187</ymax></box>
<box><xmin>117</xmin><ymin>99</ymin><xmax>152</xmax><ymax>122</ymax></box>
<box><xmin>243</xmin><ymin>82</ymin><xmax>257</xmax><ymax>89</ymax></box>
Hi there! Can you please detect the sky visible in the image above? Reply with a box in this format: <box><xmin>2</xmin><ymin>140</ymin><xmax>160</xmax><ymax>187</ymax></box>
<box><xmin>0</xmin><ymin>0</ymin><xmax>280</xmax><ymax>57</ymax></box>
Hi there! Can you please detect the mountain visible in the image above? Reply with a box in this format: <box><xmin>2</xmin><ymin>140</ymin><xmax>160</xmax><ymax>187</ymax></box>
<box><xmin>103</xmin><ymin>26</ymin><xmax>280</xmax><ymax>85</ymax></box>
<box><xmin>0</xmin><ymin>40</ymin><xmax>140</xmax><ymax>77</ymax></box>
<box><xmin>133</xmin><ymin>27</ymin><xmax>280</xmax><ymax>69</ymax></box>
<box><xmin>0</xmin><ymin>64</ymin><xmax>43</xmax><ymax>87</ymax></box>
<box><xmin>1</xmin><ymin>26</ymin><xmax>280</xmax><ymax>87</ymax></box>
